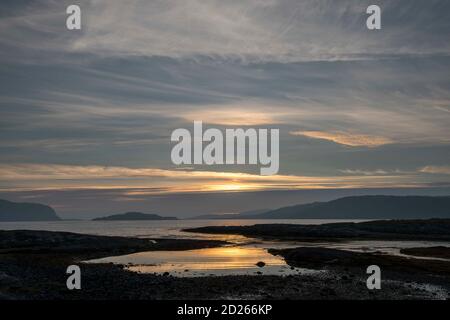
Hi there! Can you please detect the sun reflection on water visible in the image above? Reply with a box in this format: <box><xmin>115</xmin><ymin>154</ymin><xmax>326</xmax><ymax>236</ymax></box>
<box><xmin>86</xmin><ymin>246</ymin><xmax>318</xmax><ymax>277</ymax></box>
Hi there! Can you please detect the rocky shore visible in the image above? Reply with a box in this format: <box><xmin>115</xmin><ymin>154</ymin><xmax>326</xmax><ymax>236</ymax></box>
<box><xmin>0</xmin><ymin>230</ymin><xmax>226</xmax><ymax>258</ymax></box>
<box><xmin>0</xmin><ymin>229</ymin><xmax>449</xmax><ymax>300</ymax></box>
<box><xmin>269</xmin><ymin>246</ymin><xmax>450</xmax><ymax>278</ymax></box>
<box><xmin>183</xmin><ymin>218</ymin><xmax>450</xmax><ymax>242</ymax></box>
<box><xmin>400</xmin><ymin>246</ymin><xmax>450</xmax><ymax>259</ymax></box>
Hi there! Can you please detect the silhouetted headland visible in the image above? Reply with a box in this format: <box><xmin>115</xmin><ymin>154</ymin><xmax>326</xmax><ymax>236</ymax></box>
<box><xmin>215</xmin><ymin>195</ymin><xmax>450</xmax><ymax>219</ymax></box>
<box><xmin>93</xmin><ymin>212</ymin><xmax>177</xmax><ymax>221</ymax></box>
<box><xmin>0</xmin><ymin>199</ymin><xmax>60</xmax><ymax>221</ymax></box>
<box><xmin>184</xmin><ymin>219</ymin><xmax>450</xmax><ymax>241</ymax></box>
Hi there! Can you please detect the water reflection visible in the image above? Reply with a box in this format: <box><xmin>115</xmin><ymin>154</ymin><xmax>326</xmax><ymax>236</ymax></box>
<box><xmin>87</xmin><ymin>246</ymin><xmax>321</xmax><ymax>277</ymax></box>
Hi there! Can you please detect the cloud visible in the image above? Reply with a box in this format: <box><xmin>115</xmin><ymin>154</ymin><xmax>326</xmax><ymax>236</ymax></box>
<box><xmin>2</xmin><ymin>1</ymin><xmax>450</xmax><ymax>63</ymax></box>
<box><xmin>0</xmin><ymin>0</ymin><xmax>449</xmax><ymax>195</ymax></box>
<box><xmin>420</xmin><ymin>165</ymin><xmax>450</xmax><ymax>175</ymax></box>
<box><xmin>290</xmin><ymin>130</ymin><xmax>393</xmax><ymax>147</ymax></box>
<box><xmin>180</xmin><ymin>104</ymin><xmax>290</xmax><ymax>126</ymax></box>
<box><xmin>340</xmin><ymin>169</ymin><xmax>391</xmax><ymax>175</ymax></box>
<box><xmin>0</xmin><ymin>163</ymin><xmax>424</xmax><ymax>193</ymax></box>
<box><xmin>65</xmin><ymin>0</ymin><xmax>450</xmax><ymax>62</ymax></box>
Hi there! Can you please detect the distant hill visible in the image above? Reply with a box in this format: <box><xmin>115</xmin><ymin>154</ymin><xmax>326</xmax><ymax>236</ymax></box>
<box><xmin>188</xmin><ymin>209</ymin><xmax>269</xmax><ymax>220</ymax></box>
<box><xmin>253</xmin><ymin>196</ymin><xmax>450</xmax><ymax>219</ymax></box>
<box><xmin>0</xmin><ymin>199</ymin><xmax>60</xmax><ymax>221</ymax></box>
<box><xmin>93</xmin><ymin>212</ymin><xmax>178</xmax><ymax>221</ymax></box>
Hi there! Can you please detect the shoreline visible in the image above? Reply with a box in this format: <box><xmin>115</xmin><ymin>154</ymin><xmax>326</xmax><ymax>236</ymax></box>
<box><xmin>0</xmin><ymin>228</ymin><xmax>449</xmax><ymax>300</ymax></box>
<box><xmin>183</xmin><ymin>218</ymin><xmax>450</xmax><ymax>242</ymax></box>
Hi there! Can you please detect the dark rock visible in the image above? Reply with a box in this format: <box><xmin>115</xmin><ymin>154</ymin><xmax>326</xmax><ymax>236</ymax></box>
<box><xmin>184</xmin><ymin>218</ymin><xmax>450</xmax><ymax>242</ymax></box>
<box><xmin>0</xmin><ymin>199</ymin><xmax>60</xmax><ymax>221</ymax></box>
<box><xmin>93</xmin><ymin>212</ymin><xmax>177</xmax><ymax>221</ymax></box>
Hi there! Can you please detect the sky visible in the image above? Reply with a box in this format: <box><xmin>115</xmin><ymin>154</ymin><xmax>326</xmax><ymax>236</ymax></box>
<box><xmin>0</xmin><ymin>0</ymin><xmax>449</xmax><ymax>218</ymax></box>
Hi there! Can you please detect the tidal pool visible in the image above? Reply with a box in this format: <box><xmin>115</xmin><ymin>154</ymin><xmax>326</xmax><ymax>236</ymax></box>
<box><xmin>86</xmin><ymin>246</ymin><xmax>321</xmax><ymax>277</ymax></box>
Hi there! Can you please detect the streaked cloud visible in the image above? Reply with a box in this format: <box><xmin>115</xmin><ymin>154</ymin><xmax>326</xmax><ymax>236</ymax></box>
<box><xmin>181</xmin><ymin>107</ymin><xmax>282</xmax><ymax>126</ymax></box>
<box><xmin>3</xmin><ymin>0</ymin><xmax>450</xmax><ymax>64</ymax></box>
<box><xmin>340</xmin><ymin>169</ymin><xmax>393</xmax><ymax>175</ymax></box>
<box><xmin>420</xmin><ymin>165</ymin><xmax>450</xmax><ymax>175</ymax></box>
<box><xmin>290</xmin><ymin>130</ymin><xmax>393</xmax><ymax>147</ymax></box>
<box><xmin>0</xmin><ymin>1</ymin><xmax>449</xmax><ymax>217</ymax></box>
<box><xmin>0</xmin><ymin>163</ymin><xmax>426</xmax><ymax>193</ymax></box>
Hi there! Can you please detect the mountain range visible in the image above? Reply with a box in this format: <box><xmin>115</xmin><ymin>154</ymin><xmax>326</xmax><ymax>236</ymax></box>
<box><xmin>1</xmin><ymin>195</ymin><xmax>449</xmax><ymax>221</ymax></box>
<box><xmin>239</xmin><ymin>195</ymin><xmax>450</xmax><ymax>219</ymax></box>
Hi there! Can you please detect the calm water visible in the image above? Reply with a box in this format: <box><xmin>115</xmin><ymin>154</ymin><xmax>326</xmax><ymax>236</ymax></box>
<box><xmin>2</xmin><ymin>219</ymin><xmax>449</xmax><ymax>276</ymax></box>
<box><xmin>86</xmin><ymin>246</ymin><xmax>323</xmax><ymax>277</ymax></box>
<box><xmin>0</xmin><ymin>219</ymin><xmax>365</xmax><ymax>241</ymax></box>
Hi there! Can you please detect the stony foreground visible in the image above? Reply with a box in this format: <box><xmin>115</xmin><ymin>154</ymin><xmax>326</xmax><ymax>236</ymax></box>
<box><xmin>0</xmin><ymin>229</ymin><xmax>449</xmax><ymax>300</ymax></box>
